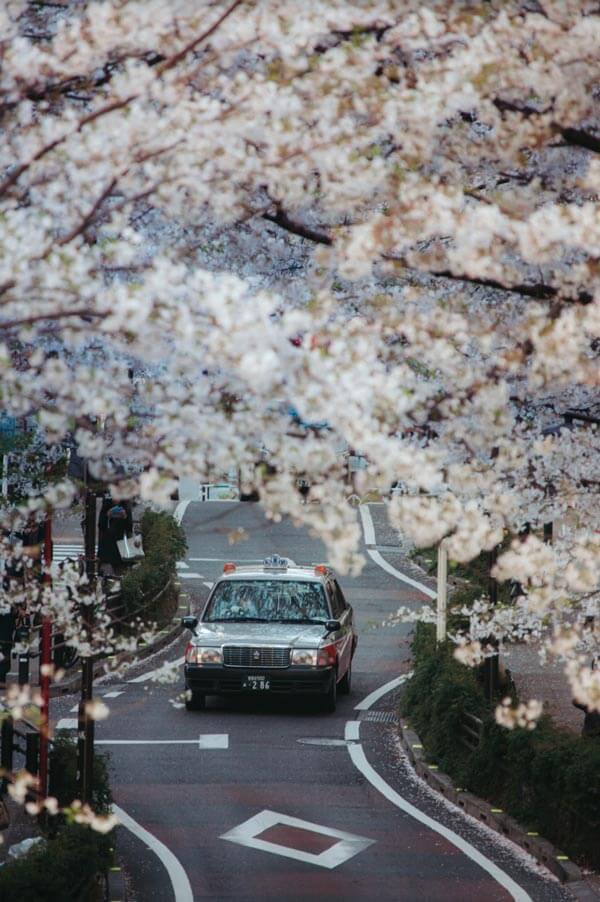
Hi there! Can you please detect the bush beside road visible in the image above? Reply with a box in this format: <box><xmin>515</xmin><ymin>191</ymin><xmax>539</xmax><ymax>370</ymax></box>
<box><xmin>0</xmin><ymin>737</ymin><xmax>114</xmax><ymax>901</ymax></box>
<box><xmin>119</xmin><ymin>509</ymin><xmax>187</xmax><ymax>628</ymax></box>
<box><xmin>402</xmin><ymin>624</ymin><xmax>600</xmax><ymax>871</ymax></box>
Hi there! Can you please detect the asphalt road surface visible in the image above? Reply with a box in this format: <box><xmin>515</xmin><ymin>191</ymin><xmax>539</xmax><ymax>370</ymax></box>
<box><xmin>53</xmin><ymin>502</ymin><xmax>570</xmax><ymax>901</ymax></box>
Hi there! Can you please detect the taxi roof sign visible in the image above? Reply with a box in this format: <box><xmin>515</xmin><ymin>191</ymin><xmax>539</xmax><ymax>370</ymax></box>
<box><xmin>263</xmin><ymin>554</ymin><xmax>289</xmax><ymax>570</ymax></box>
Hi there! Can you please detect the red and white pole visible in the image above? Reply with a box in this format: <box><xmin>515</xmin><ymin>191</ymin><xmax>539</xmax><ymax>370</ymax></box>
<box><xmin>38</xmin><ymin>513</ymin><xmax>52</xmax><ymax>798</ymax></box>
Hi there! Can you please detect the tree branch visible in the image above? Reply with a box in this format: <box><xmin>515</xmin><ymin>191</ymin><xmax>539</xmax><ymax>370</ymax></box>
<box><xmin>0</xmin><ymin>95</ymin><xmax>136</xmax><ymax>198</ymax></box>
<box><xmin>383</xmin><ymin>256</ymin><xmax>593</xmax><ymax>304</ymax></box>
<box><xmin>493</xmin><ymin>97</ymin><xmax>600</xmax><ymax>155</ymax></box>
<box><xmin>262</xmin><ymin>206</ymin><xmax>333</xmax><ymax>245</ymax></box>
<box><xmin>157</xmin><ymin>0</ymin><xmax>244</xmax><ymax>76</ymax></box>
<box><xmin>0</xmin><ymin>310</ymin><xmax>105</xmax><ymax>331</ymax></box>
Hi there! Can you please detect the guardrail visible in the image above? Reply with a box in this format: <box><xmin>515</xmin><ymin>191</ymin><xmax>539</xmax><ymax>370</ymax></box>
<box><xmin>460</xmin><ymin>712</ymin><xmax>483</xmax><ymax>751</ymax></box>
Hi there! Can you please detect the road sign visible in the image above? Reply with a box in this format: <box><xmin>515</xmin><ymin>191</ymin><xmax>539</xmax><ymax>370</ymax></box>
<box><xmin>0</xmin><ymin>414</ymin><xmax>16</xmax><ymax>436</ymax></box>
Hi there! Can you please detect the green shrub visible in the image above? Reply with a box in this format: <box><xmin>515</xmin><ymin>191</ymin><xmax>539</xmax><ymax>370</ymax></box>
<box><xmin>120</xmin><ymin>510</ymin><xmax>186</xmax><ymax>626</ymax></box>
<box><xmin>402</xmin><ymin>623</ymin><xmax>600</xmax><ymax>868</ymax></box>
<box><xmin>49</xmin><ymin>735</ymin><xmax>112</xmax><ymax>814</ymax></box>
<box><xmin>0</xmin><ymin>739</ymin><xmax>113</xmax><ymax>901</ymax></box>
<box><xmin>0</xmin><ymin>823</ymin><xmax>111</xmax><ymax>901</ymax></box>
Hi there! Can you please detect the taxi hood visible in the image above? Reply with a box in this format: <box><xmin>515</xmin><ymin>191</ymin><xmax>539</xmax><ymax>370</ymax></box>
<box><xmin>193</xmin><ymin>621</ymin><xmax>328</xmax><ymax>647</ymax></box>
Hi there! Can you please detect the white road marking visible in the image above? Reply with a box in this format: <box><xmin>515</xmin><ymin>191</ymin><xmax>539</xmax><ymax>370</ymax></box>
<box><xmin>52</xmin><ymin>543</ymin><xmax>84</xmax><ymax>562</ymax></box>
<box><xmin>56</xmin><ymin>718</ymin><xmax>78</xmax><ymax>730</ymax></box>
<box><xmin>198</xmin><ymin>733</ymin><xmax>228</xmax><ymax>749</ymax></box>
<box><xmin>69</xmin><ymin>704</ymin><xmax>79</xmax><ymax>713</ymax></box>
<box><xmin>353</xmin><ymin>507</ymin><xmax>532</xmax><ymax>900</ymax></box>
<box><xmin>103</xmin><ymin>690</ymin><xmax>124</xmax><ymax>699</ymax></box>
<box><xmin>173</xmin><ymin>499</ymin><xmax>191</xmax><ymax>525</ymax></box>
<box><xmin>113</xmin><ymin>803</ymin><xmax>193</xmax><ymax>902</ymax></box>
<box><xmin>358</xmin><ymin>505</ymin><xmax>436</xmax><ymax>599</ymax></box>
<box><xmin>347</xmin><ymin>741</ymin><xmax>531</xmax><ymax>902</ymax></box>
<box><xmin>354</xmin><ymin>673</ymin><xmax>413</xmax><ymax>711</ymax></box>
<box><xmin>344</xmin><ymin>720</ymin><xmax>361</xmax><ymax>741</ymax></box>
<box><xmin>128</xmin><ymin>656</ymin><xmax>185</xmax><ymax>683</ymax></box>
<box><xmin>179</xmin><ymin>572</ymin><xmax>205</xmax><ymax>580</ymax></box>
<box><xmin>176</xmin><ymin>561</ymin><xmax>190</xmax><ymax>569</ymax></box>
<box><xmin>96</xmin><ymin>734</ymin><xmax>228</xmax><ymax>749</ymax></box>
<box><xmin>204</xmin><ymin>581</ymin><xmax>213</xmax><ymax>589</ymax></box>
<box><xmin>220</xmin><ymin>809</ymin><xmax>374</xmax><ymax>869</ymax></box>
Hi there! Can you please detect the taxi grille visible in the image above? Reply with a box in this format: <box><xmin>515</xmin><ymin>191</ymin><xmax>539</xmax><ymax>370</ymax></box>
<box><xmin>223</xmin><ymin>646</ymin><xmax>290</xmax><ymax>668</ymax></box>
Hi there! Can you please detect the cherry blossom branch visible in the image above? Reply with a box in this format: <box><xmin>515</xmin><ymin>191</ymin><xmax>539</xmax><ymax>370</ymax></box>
<box><xmin>262</xmin><ymin>206</ymin><xmax>333</xmax><ymax>245</ymax></box>
<box><xmin>156</xmin><ymin>0</ymin><xmax>245</xmax><ymax>76</ymax></box>
<box><xmin>0</xmin><ymin>96</ymin><xmax>136</xmax><ymax>198</ymax></box>
<box><xmin>0</xmin><ymin>310</ymin><xmax>105</xmax><ymax>331</ymax></box>
<box><xmin>383</xmin><ymin>256</ymin><xmax>593</xmax><ymax>304</ymax></box>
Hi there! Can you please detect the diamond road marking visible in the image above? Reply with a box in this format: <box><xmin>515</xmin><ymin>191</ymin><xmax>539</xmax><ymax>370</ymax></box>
<box><xmin>220</xmin><ymin>809</ymin><xmax>374</xmax><ymax>869</ymax></box>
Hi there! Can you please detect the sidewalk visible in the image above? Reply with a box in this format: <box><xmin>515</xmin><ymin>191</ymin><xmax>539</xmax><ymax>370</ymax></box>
<box><xmin>366</xmin><ymin>504</ymin><xmax>583</xmax><ymax>736</ymax></box>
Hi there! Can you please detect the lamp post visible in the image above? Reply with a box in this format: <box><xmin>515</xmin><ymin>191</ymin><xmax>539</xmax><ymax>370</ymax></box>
<box><xmin>436</xmin><ymin>540</ymin><xmax>448</xmax><ymax>642</ymax></box>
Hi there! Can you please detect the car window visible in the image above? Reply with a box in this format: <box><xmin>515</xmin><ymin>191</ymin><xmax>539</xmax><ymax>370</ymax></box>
<box><xmin>204</xmin><ymin>579</ymin><xmax>329</xmax><ymax>623</ymax></box>
<box><xmin>331</xmin><ymin>580</ymin><xmax>347</xmax><ymax>618</ymax></box>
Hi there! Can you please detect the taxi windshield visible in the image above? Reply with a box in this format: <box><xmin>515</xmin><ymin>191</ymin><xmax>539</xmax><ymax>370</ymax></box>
<box><xmin>204</xmin><ymin>579</ymin><xmax>329</xmax><ymax>623</ymax></box>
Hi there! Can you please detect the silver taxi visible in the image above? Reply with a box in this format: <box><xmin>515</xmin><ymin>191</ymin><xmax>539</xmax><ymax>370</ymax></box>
<box><xmin>182</xmin><ymin>555</ymin><xmax>357</xmax><ymax>713</ymax></box>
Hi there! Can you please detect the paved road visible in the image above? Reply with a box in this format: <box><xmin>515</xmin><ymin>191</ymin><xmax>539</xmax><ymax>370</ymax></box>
<box><xmin>56</xmin><ymin>502</ymin><xmax>569</xmax><ymax>901</ymax></box>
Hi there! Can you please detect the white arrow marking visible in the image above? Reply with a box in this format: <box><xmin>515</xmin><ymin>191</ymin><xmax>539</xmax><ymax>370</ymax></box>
<box><xmin>96</xmin><ymin>734</ymin><xmax>228</xmax><ymax>748</ymax></box>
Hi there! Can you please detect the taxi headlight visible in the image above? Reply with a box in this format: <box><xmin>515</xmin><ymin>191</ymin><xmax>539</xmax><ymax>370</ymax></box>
<box><xmin>291</xmin><ymin>649</ymin><xmax>317</xmax><ymax>666</ymax></box>
<box><xmin>185</xmin><ymin>646</ymin><xmax>223</xmax><ymax>665</ymax></box>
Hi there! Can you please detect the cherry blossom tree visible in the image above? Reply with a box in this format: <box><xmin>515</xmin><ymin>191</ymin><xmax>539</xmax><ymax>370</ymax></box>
<box><xmin>0</xmin><ymin>0</ymin><xmax>598</xmax><ymax>740</ymax></box>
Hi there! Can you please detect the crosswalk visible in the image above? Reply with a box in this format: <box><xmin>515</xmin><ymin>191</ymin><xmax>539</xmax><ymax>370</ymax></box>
<box><xmin>176</xmin><ymin>561</ymin><xmax>205</xmax><ymax>580</ymax></box>
<box><xmin>52</xmin><ymin>543</ymin><xmax>84</xmax><ymax>564</ymax></box>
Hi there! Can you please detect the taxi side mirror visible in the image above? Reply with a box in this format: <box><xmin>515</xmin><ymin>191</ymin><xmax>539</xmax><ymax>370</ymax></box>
<box><xmin>182</xmin><ymin>616</ymin><xmax>198</xmax><ymax>632</ymax></box>
<box><xmin>325</xmin><ymin>619</ymin><xmax>340</xmax><ymax>634</ymax></box>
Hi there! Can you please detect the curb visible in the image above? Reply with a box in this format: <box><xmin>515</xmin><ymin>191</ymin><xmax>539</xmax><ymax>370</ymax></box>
<box><xmin>50</xmin><ymin>580</ymin><xmax>183</xmax><ymax>697</ymax></box>
<box><xmin>106</xmin><ymin>859</ymin><xmax>128</xmax><ymax>902</ymax></box>
<box><xmin>398</xmin><ymin>718</ymin><xmax>598</xmax><ymax>895</ymax></box>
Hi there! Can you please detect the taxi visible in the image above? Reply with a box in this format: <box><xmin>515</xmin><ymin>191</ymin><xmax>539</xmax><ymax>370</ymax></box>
<box><xmin>182</xmin><ymin>555</ymin><xmax>357</xmax><ymax>712</ymax></box>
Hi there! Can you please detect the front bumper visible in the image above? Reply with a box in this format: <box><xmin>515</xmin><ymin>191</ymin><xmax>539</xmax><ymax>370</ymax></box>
<box><xmin>184</xmin><ymin>664</ymin><xmax>334</xmax><ymax>696</ymax></box>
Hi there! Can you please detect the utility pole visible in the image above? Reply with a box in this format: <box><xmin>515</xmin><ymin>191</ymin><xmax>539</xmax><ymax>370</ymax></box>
<box><xmin>77</xmin><ymin>464</ymin><xmax>96</xmax><ymax>805</ymax></box>
<box><xmin>38</xmin><ymin>513</ymin><xmax>53</xmax><ymax>798</ymax></box>
<box><xmin>436</xmin><ymin>540</ymin><xmax>448</xmax><ymax>642</ymax></box>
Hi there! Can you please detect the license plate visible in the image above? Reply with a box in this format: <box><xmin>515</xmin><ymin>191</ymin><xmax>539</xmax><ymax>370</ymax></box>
<box><xmin>243</xmin><ymin>676</ymin><xmax>270</xmax><ymax>691</ymax></box>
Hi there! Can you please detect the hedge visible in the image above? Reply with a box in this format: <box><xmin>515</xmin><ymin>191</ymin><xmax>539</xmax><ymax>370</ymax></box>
<box><xmin>0</xmin><ymin>738</ymin><xmax>113</xmax><ymax>901</ymax></box>
<box><xmin>120</xmin><ymin>509</ymin><xmax>187</xmax><ymax>625</ymax></box>
<box><xmin>402</xmin><ymin>624</ymin><xmax>600</xmax><ymax>869</ymax></box>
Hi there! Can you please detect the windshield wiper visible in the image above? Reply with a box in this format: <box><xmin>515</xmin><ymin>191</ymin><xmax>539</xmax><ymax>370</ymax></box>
<box><xmin>206</xmin><ymin>616</ymin><xmax>271</xmax><ymax>623</ymax></box>
<box><xmin>277</xmin><ymin>617</ymin><xmax>327</xmax><ymax>625</ymax></box>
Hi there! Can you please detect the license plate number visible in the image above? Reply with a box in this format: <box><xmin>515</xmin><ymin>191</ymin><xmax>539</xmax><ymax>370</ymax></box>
<box><xmin>243</xmin><ymin>676</ymin><xmax>270</xmax><ymax>691</ymax></box>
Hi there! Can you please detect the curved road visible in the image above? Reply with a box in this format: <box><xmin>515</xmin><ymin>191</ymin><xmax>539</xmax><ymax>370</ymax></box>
<box><xmin>66</xmin><ymin>502</ymin><xmax>569</xmax><ymax>901</ymax></box>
